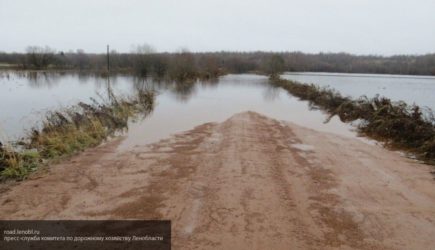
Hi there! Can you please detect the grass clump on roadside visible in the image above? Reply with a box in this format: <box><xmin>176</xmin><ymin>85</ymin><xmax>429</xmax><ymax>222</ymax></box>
<box><xmin>0</xmin><ymin>87</ymin><xmax>155</xmax><ymax>181</ymax></box>
<box><xmin>270</xmin><ymin>76</ymin><xmax>435</xmax><ymax>166</ymax></box>
<box><xmin>0</xmin><ymin>146</ymin><xmax>40</xmax><ymax>180</ymax></box>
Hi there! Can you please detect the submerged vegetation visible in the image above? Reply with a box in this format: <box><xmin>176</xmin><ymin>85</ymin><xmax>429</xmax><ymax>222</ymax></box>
<box><xmin>0</xmin><ymin>84</ymin><xmax>155</xmax><ymax>180</ymax></box>
<box><xmin>270</xmin><ymin>76</ymin><xmax>435</xmax><ymax>166</ymax></box>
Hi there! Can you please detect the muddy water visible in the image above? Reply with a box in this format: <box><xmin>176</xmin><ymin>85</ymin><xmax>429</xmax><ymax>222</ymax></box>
<box><xmin>119</xmin><ymin>75</ymin><xmax>354</xmax><ymax>149</ymax></box>
<box><xmin>0</xmin><ymin>72</ymin><xmax>352</xmax><ymax>145</ymax></box>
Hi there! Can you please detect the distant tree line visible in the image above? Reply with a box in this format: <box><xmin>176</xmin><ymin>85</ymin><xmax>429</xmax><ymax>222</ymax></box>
<box><xmin>1</xmin><ymin>46</ymin><xmax>435</xmax><ymax>77</ymax></box>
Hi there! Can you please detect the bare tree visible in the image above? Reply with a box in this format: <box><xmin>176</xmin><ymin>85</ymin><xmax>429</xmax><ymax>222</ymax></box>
<box><xmin>25</xmin><ymin>46</ymin><xmax>56</xmax><ymax>69</ymax></box>
<box><xmin>132</xmin><ymin>43</ymin><xmax>156</xmax><ymax>76</ymax></box>
<box><xmin>199</xmin><ymin>54</ymin><xmax>221</xmax><ymax>78</ymax></box>
<box><xmin>75</xmin><ymin>49</ymin><xmax>90</xmax><ymax>70</ymax></box>
<box><xmin>132</xmin><ymin>43</ymin><xmax>155</xmax><ymax>55</ymax></box>
<box><xmin>264</xmin><ymin>54</ymin><xmax>286</xmax><ymax>77</ymax></box>
<box><xmin>168</xmin><ymin>48</ymin><xmax>197</xmax><ymax>82</ymax></box>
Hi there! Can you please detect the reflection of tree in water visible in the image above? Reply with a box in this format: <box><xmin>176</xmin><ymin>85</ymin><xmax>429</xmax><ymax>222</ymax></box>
<box><xmin>77</xmin><ymin>72</ymin><xmax>93</xmax><ymax>84</ymax></box>
<box><xmin>23</xmin><ymin>71</ymin><xmax>116</xmax><ymax>89</ymax></box>
<box><xmin>171</xmin><ymin>81</ymin><xmax>197</xmax><ymax>102</ymax></box>
<box><xmin>0</xmin><ymin>71</ymin><xmax>10</xmax><ymax>80</ymax></box>
<box><xmin>26</xmin><ymin>71</ymin><xmax>65</xmax><ymax>89</ymax></box>
<box><xmin>22</xmin><ymin>72</ymin><xmax>222</xmax><ymax>103</ymax></box>
<box><xmin>263</xmin><ymin>85</ymin><xmax>281</xmax><ymax>102</ymax></box>
<box><xmin>163</xmin><ymin>78</ymin><xmax>221</xmax><ymax>103</ymax></box>
<box><xmin>133</xmin><ymin>77</ymin><xmax>199</xmax><ymax>103</ymax></box>
<box><xmin>133</xmin><ymin>77</ymin><xmax>159</xmax><ymax>93</ymax></box>
<box><xmin>198</xmin><ymin>78</ymin><xmax>219</xmax><ymax>90</ymax></box>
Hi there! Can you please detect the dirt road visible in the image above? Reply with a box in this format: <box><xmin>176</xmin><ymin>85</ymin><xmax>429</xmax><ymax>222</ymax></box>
<box><xmin>1</xmin><ymin>112</ymin><xmax>434</xmax><ymax>249</ymax></box>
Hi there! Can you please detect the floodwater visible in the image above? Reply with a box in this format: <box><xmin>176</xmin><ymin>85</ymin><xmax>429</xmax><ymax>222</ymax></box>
<box><xmin>282</xmin><ymin>72</ymin><xmax>435</xmax><ymax>110</ymax></box>
<box><xmin>118</xmin><ymin>75</ymin><xmax>355</xmax><ymax>149</ymax></box>
<box><xmin>0</xmin><ymin>72</ymin><xmax>133</xmax><ymax>139</ymax></box>
<box><xmin>0</xmin><ymin>71</ymin><xmax>353</xmax><ymax>145</ymax></box>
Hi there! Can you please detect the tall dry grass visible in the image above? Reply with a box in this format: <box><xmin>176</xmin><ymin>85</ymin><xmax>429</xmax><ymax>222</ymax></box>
<box><xmin>0</xmin><ymin>85</ymin><xmax>155</xmax><ymax>180</ymax></box>
<box><xmin>270</xmin><ymin>76</ymin><xmax>435</xmax><ymax>166</ymax></box>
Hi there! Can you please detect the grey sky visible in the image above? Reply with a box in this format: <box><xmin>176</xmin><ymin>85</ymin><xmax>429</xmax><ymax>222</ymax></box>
<box><xmin>0</xmin><ymin>0</ymin><xmax>434</xmax><ymax>55</ymax></box>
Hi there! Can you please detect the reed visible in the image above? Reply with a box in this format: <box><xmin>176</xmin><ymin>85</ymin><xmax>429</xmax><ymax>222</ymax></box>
<box><xmin>0</xmin><ymin>87</ymin><xmax>155</xmax><ymax>180</ymax></box>
<box><xmin>270</xmin><ymin>76</ymin><xmax>435</xmax><ymax>166</ymax></box>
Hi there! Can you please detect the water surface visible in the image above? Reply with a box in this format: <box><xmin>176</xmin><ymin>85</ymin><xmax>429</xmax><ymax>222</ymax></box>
<box><xmin>0</xmin><ymin>72</ymin><xmax>352</xmax><ymax>145</ymax></box>
<box><xmin>0</xmin><ymin>72</ymin><xmax>133</xmax><ymax>139</ymax></box>
<box><xmin>282</xmin><ymin>72</ymin><xmax>435</xmax><ymax>110</ymax></box>
<box><xmin>120</xmin><ymin>75</ymin><xmax>354</xmax><ymax>148</ymax></box>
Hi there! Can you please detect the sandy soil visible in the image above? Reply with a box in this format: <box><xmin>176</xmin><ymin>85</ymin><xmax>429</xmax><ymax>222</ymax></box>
<box><xmin>1</xmin><ymin>111</ymin><xmax>434</xmax><ymax>249</ymax></box>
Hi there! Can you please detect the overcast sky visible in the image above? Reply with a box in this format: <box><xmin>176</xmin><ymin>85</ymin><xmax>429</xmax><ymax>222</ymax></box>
<box><xmin>0</xmin><ymin>0</ymin><xmax>434</xmax><ymax>55</ymax></box>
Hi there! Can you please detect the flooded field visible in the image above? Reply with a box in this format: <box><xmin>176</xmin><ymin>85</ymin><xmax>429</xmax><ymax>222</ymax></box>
<box><xmin>3</xmin><ymin>71</ymin><xmax>434</xmax><ymax>145</ymax></box>
<box><xmin>282</xmin><ymin>72</ymin><xmax>435</xmax><ymax>110</ymax></box>
<box><xmin>0</xmin><ymin>72</ymin><xmax>353</xmax><ymax>143</ymax></box>
<box><xmin>1</xmin><ymin>73</ymin><xmax>434</xmax><ymax>249</ymax></box>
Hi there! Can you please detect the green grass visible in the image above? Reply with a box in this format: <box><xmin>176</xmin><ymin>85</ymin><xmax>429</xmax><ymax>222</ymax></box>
<box><xmin>0</xmin><ymin>147</ymin><xmax>40</xmax><ymax>180</ymax></box>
